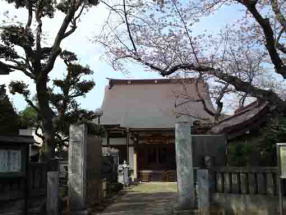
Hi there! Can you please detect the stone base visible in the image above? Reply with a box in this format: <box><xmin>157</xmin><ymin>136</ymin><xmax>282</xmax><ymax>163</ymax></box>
<box><xmin>172</xmin><ymin>208</ymin><xmax>199</xmax><ymax>215</ymax></box>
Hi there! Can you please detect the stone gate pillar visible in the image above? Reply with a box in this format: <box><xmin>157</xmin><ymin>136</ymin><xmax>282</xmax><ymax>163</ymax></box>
<box><xmin>68</xmin><ymin>124</ymin><xmax>102</xmax><ymax>214</ymax></box>
<box><xmin>68</xmin><ymin>124</ymin><xmax>88</xmax><ymax>214</ymax></box>
<box><xmin>175</xmin><ymin>121</ymin><xmax>195</xmax><ymax>210</ymax></box>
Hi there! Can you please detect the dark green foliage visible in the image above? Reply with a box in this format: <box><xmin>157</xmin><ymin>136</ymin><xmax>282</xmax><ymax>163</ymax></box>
<box><xmin>1</xmin><ymin>26</ymin><xmax>34</xmax><ymax>47</ymax></box>
<box><xmin>19</xmin><ymin>106</ymin><xmax>38</xmax><ymax>128</ymax></box>
<box><xmin>9</xmin><ymin>50</ymin><xmax>100</xmax><ymax>148</ymax></box>
<box><xmin>0</xmin><ymin>61</ymin><xmax>12</xmax><ymax>73</ymax></box>
<box><xmin>1</xmin><ymin>0</ymin><xmax>99</xmax><ymax>159</ymax></box>
<box><xmin>6</xmin><ymin>0</ymin><xmax>28</xmax><ymax>8</ymax></box>
<box><xmin>56</xmin><ymin>0</ymin><xmax>72</xmax><ymax>13</ymax></box>
<box><xmin>0</xmin><ymin>45</ymin><xmax>19</xmax><ymax>60</ymax></box>
<box><xmin>60</xmin><ymin>50</ymin><xmax>78</xmax><ymax>62</ymax></box>
<box><xmin>9</xmin><ymin>81</ymin><xmax>30</xmax><ymax>97</ymax></box>
<box><xmin>0</xmin><ymin>85</ymin><xmax>20</xmax><ymax>134</ymax></box>
<box><xmin>228</xmin><ymin>143</ymin><xmax>254</xmax><ymax>166</ymax></box>
<box><xmin>228</xmin><ymin>115</ymin><xmax>286</xmax><ymax>166</ymax></box>
<box><xmin>36</xmin><ymin>0</ymin><xmax>56</xmax><ymax>18</ymax></box>
<box><xmin>6</xmin><ymin>0</ymin><xmax>55</xmax><ymax>16</ymax></box>
<box><xmin>48</xmin><ymin>51</ymin><xmax>99</xmax><ymax>145</ymax></box>
<box><xmin>86</xmin><ymin>122</ymin><xmax>105</xmax><ymax>137</ymax></box>
<box><xmin>257</xmin><ymin>117</ymin><xmax>286</xmax><ymax>166</ymax></box>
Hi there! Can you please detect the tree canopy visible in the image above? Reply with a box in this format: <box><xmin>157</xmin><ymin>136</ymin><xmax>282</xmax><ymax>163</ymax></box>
<box><xmin>97</xmin><ymin>0</ymin><xmax>286</xmax><ymax>117</ymax></box>
<box><xmin>0</xmin><ymin>85</ymin><xmax>20</xmax><ymax>135</ymax></box>
<box><xmin>19</xmin><ymin>106</ymin><xmax>38</xmax><ymax>129</ymax></box>
<box><xmin>1</xmin><ymin>0</ymin><xmax>99</xmax><ymax>159</ymax></box>
<box><xmin>9</xmin><ymin>50</ymin><xmax>99</xmax><ymax>154</ymax></box>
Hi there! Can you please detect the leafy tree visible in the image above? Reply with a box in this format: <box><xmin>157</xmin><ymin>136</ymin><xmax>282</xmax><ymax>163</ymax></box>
<box><xmin>97</xmin><ymin>0</ymin><xmax>286</xmax><ymax>117</ymax></box>
<box><xmin>49</xmin><ymin>51</ymin><xmax>97</xmax><ymax>148</ymax></box>
<box><xmin>19</xmin><ymin>106</ymin><xmax>38</xmax><ymax>129</ymax></box>
<box><xmin>228</xmin><ymin>143</ymin><xmax>254</xmax><ymax>166</ymax></box>
<box><xmin>228</xmin><ymin>116</ymin><xmax>286</xmax><ymax>166</ymax></box>
<box><xmin>257</xmin><ymin>116</ymin><xmax>286</xmax><ymax>165</ymax></box>
<box><xmin>1</xmin><ymin>0</ymin><xmax>99</xmax><ymax>159</ymax></box>
<box><xmin>0</xmin><ymin>85</ymin><xmax>20</xmax><ymax>135</ymax></box>
<box><xmin>10</xmin><ymin>51</ymin><xmax>99</xmax><ymax>158</ymax></box>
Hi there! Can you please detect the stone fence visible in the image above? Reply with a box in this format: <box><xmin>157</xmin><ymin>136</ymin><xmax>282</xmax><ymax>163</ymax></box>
<box><xmin>197</xmin><ymin>166</ymin><xmax>285</xmax><ymax>214</ymax></box>
<box><xmin>212</xmin><ymin>167</ymin><xmax>278</xmax><ymax>195</ymax></box>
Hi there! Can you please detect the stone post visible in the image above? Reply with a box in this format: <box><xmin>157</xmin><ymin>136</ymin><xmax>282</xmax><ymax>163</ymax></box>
<box><xmin>197</xmin><ymin>169</ymin><xmax>210</xmax><ymax>215</ymax></box>
<box><xmin>175</xmin><ymin>121</ymin><xmax>195</xmax><ymax>210</ymax></box>
<box><xmin>68</xmin><ymin>124</ymin><xmax>88</xmax><ymax>214</ymax></box>
<box><xmin>47</xmin><ymin>171</ymin><xmax>59</xmax><ymax>215</ymax></box>
<box><xmin>68</xmin><ymin>124</ymin><xmax>102</xmax><ymax>214</ymax></box>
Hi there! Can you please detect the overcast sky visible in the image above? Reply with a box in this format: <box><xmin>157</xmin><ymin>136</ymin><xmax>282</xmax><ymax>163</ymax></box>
<box><xmin>0</xmin><ymin>1</ymin><xmax>244</xmax><ymax>112</ymax></box>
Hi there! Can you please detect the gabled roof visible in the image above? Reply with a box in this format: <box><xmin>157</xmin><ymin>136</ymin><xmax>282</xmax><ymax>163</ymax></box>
<box><xmin>210</xmin><ymin>101</ymin><xmax>269</xmax><ymax>139</ymax></box>
<box><xmin>0</xmin><ymin>135</ymin><xmax>34</xmax><ymax>144</ymax></box>
<box><xmin>100</xmin><ymin>78</ymin><xmax>215</xmax><ymax>129</ymax></box>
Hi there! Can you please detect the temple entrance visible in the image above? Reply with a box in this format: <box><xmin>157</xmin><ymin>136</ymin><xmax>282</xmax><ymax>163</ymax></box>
<box><xmin>137</xmin><ymin>144</ymin><xmax>176</xmax><ymax>182</ymax></box>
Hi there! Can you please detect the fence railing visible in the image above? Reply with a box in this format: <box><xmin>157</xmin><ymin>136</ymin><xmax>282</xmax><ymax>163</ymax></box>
<box><xmin>29</xmin><ymin>162</ymin><xmax>48</xmax><ymax>197</ymax></box>
<box><xmin>0</xmin><ymin>162</ymin><xmax>47</xmax><ymax>201</ymax></box>
<box><xmin>211</xmin><ymin>167</ymin><xmax>278</xmax><ymax>195</ymax></box>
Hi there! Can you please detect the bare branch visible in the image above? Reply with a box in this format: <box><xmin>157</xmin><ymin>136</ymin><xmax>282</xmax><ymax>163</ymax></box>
<box><xmin>63</xmin><ymin>3</ymin><xmax>86</xmax><ymax>39</ymax></box>
<box><xmin>0</xmin><ymin>60</ymin><xmax>34</xmax><ymax>78</ymax></box>
<box><xmin>44</xmin><ymin>0</ymin><xmax>82</xmax><ymax>74</ymax></box>
<box><xmin>241</xmin><ymin>1</ymin><xmax>286</xmax><ymax>78</ymax></box>
<box><xmin>138</xmin><ymin>60</ymin><xmax>285</xmax><ymax>111</ymax></box>
<box><xmin>171</xmin><ymin>0</ymin><xmax>199</xmax><ymax>64</ymax></box>
<box><xmin>123</xmin><ymin>0</ymin><xmax>138</xmax><ymax>54</ymax></box>
<box><xmin>25</xmin><ymin>0</ymin><xmax>33</xmax><ymax>29</ymax></box>
<box><xmin>271</xmin><ymin>0</ymin><xmax>286</xmax><ymax>30</ymax></box>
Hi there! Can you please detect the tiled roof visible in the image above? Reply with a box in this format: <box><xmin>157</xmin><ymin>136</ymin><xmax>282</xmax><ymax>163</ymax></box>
<box><xmin>100</xmin><ymin>78</ymin><xmax>215</xmax><ymax>129</ymax></box>
<box><xmin>210</xmin><ymin>101</ymin><xmax>269</xmax><ymax>138</ymax></box>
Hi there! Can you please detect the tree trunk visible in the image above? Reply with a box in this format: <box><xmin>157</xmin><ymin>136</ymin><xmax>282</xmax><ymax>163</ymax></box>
<box><xmin>36</xmin><ymin>75</ymin><xmax>55</xmax><ymax>161</ymax></box>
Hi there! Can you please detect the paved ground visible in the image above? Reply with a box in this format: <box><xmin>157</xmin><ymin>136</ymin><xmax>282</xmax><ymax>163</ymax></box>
<box><xmin>96</xmin><ymin>182</ymin><xmax>178</xmax><ymax>215</ymax></box>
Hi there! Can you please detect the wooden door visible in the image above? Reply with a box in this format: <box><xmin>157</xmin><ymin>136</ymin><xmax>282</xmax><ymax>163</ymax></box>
<box><xmin>137</xmin><ymin>144</ymin><xmax>176</xmax><ymax>171</ymax></box>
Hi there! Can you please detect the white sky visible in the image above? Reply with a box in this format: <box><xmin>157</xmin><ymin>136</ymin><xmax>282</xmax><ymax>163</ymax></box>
<box><xmin>0</xmin><ymin>1</ymin><xmax>244</xmax><ymax>112</ymax></box>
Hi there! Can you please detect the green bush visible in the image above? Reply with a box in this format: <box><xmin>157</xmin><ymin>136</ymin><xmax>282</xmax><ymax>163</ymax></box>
<box><xmin>228</xmin><ymin>115</ymin><xmax>286</xmax><ymax>166</ymax></box>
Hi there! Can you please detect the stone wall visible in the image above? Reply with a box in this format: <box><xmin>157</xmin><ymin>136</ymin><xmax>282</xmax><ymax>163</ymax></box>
<box><xmin>212</xmin><ymin>193</ymin><xmax>283</xmax><ymax>214</ymax></box>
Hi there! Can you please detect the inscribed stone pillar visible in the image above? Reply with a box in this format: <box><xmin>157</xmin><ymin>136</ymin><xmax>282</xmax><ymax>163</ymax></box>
<box><xmin>68</xmin><ymin>124</ymin><xmax>88</xmax><ymax>214</ymax></box>
<box><xmin>86</xmin><ymin>135</ymin><xmax>102</xmax><ymax>205</ymax></box>
<box><xmin>47</xmin><ymin>171</ymin><xmax>59</xmax><ymax>215</ymax></box>
<box><xmin>175</xmin><ymin>121</ymin><xmax>195</xmax><ymax>209</ymax></box>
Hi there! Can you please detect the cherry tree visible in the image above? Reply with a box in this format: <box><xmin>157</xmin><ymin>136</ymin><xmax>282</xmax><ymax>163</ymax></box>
<box><xmin>96</xmin><ymin>0</ymin><xmax>286</xmax><ymax>117</ymax></box>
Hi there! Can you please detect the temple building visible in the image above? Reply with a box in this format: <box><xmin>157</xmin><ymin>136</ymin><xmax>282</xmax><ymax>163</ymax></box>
<box><xmin>100</xmin><ymin>78</ymin><xmax>215</xmax><ymax>181</ymax></box>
